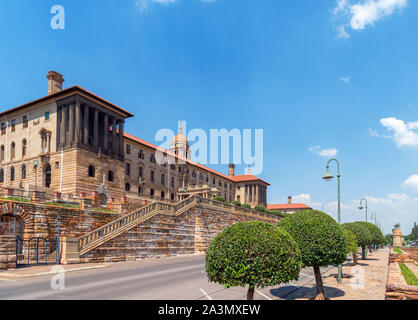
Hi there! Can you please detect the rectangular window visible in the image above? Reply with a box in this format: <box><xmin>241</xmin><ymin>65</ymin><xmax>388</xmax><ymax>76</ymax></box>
<box><xmin>150</xmin><ymin>154</ymin><xmax>156</xmax><ymax>164</ymax></box>
<box><xmin>170</xmin><ymin>164</ymin><xmax>176</xmax><ymax>171</ymax></box>
<box><xmin>139</xmin><ymin>167</ymin><xmax>143</xmax><ymax>178</ymax></box>
<box><xmin>1</xmin><ymin>123</ymin><xmax>5</xmax><ymax>136</ymax></box>
<box><xmin>23</xmin><ymin>116</ymin><xmax>28</xmax><ymax>128</ymax></box>
<box><xmin>126</xmin><ymin>144</ymin><xmax>131</xmax><ymax>155</ymax></box>
<box><xmin>11</xmin><ymin>120</ymin><xmax>16</xmax><ymax>132</ymax></box>
<box><xmin>171</xmin><ymin>177</ymin><xmax>175</xmax><ymax>188</ymax></box>
<box><xmin>138</xmin><ymin>149</ymin><xmax>145</xmax><ymax>159</ymax></box>
<box><xmin>45</xmin><ymin>112</ymin><xmax>50</xmax><ymax>121</ymax></box>
<box><xmin>150</xmin><ymin>170</ymin><xmax>154</xmax><ymax>183</ymax></box>
<box><xmin>125</xmin><ymin>163</ymin><xmax>130</xmax><ymax>176</ymax></box>
<box><xmin>161</xmin><ymin>174</ymin><xmax>165</xmax><ymax>186</ymax></box>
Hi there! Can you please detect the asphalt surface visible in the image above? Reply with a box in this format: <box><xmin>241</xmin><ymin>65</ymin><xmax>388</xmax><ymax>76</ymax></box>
<box><xmin>0</xmin><ymin>255</ymin><xmax>332</xmax><ymax>300</ymax></box>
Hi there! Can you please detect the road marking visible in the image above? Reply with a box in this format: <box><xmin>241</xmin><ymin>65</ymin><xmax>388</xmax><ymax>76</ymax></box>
<box><xmin>200</xmin><ymin>288</ymin><xmax>213</xmax><ymax>300</ymax></box>
<box><xmin>300</xmin><ymin>273</ymin><xmax>314</xmax><ymax>279</ymax></box>
<box><xmin>256</xmin><ymin>289</ymin><xmax>272</xmax><ymax>300</ymax></box>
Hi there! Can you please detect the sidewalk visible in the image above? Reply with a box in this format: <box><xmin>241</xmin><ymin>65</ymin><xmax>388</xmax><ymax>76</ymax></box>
<box><xmin>0</xmin><ymin>263</ymin><xmax>110</xmax><ymax>279</ymax></box>
<box><xmin>287</xmin><ymin>248</ymin><xmax>390</xmax><ymax>300</ymax></box>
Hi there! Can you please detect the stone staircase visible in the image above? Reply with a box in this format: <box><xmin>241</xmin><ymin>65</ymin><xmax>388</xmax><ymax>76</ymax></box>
<box><xmin>78</xmin><ymin>196</ymin><xmax>197</xmax><ymax>256</ymax></box>
<box><xmin>78</xmin><ymin>195</ymin><xmax>280</xmax><ymax>257</ymax></box>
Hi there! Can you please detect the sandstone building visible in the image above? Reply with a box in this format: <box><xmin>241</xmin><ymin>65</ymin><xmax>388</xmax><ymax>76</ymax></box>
<box><xmin>0</xmin><ymin>71</ymin><xmax>269</xmax><ymax>208</ymax></box>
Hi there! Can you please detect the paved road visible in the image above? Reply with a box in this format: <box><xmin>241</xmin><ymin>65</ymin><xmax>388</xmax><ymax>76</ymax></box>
<box><xmin>0</xmin><ymin>255</ymin><xmax>332</xmax><ymax>300</ymax></box>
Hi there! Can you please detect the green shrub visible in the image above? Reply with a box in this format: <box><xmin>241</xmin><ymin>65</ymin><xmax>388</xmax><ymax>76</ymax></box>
<box><xmin>278</xmin><ymin>210</ymin><xmax>348</xmax><ymax>300</ymax></box>
<box><xmin>206</xmin><ymin>221</ymin><xmax>302</xmax><ymax>300</ymax></box>
<box><xmin>213</xmin><ymin>196</ymin><xmax>226</xmax><ymax>203</ymax></box>
<box><xmin>232</xmin><ymin>201</ymin><xmax>242</xmax><ymax>207</ymax></box>
<box><xmin>271</xmin><ymin>210</ymin><xmax>290</xmax><ymax>218</ymax></box>
<box><xmin>254</xmin><ymin>205</ymin><xmax>266</xmax><ymax>213</ymax></box>
<box><xmin>241</xmin><ymin>204</ymin><xmax>251</xmax><ymax>209</ymax></box>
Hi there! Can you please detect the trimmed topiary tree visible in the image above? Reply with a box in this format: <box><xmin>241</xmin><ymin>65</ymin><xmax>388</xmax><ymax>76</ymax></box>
<box><xmin>232</xmin><ymin>201</ymin><xmax>242</xmax><ymax>207</ymax></box>
<box><xmin>342</xmin><ymin>222</ymin><xmax>372</xmax><ymax>259</ymax></box>
<box><xmin>278</xmin><ymin>210</ymin><xmax>348</xmax><ymax>300</ymax></box>
<box><xmin>343</xmin><ymin>228</ymin><xmax>359</xmax><ymax>265</ymax></box>
<box><xmin>357</xmin><ymin>222</ymin><xmax>384</xmax><ymax>252</ymax></box>
<box><xmin>206</xmin><ymin>221</ymin><xmax>302</xmax><ymax>300</ymax></box>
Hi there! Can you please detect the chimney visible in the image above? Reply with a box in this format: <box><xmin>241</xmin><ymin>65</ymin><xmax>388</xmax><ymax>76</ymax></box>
<box><xmin>288</xmin><ymin>196</ymin><xmax>292</xmax><ymax>205</ymax></box>
<box><xmin>228</xmin><ymin>164</ymin><xmax>235</xmax><ymax>177</ymax></box>
<box><xmin>47</xmin><ymin>71</ymin><xmax>64</xmax><ymax>95</ymax></box>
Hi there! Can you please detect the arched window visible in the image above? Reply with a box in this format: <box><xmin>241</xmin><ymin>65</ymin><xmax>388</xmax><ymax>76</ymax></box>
<box><xmin>10</xmin><ymin>167</ymin><xmax>15</xmax><ymax>181</ymax></box>
<box><xmin>138</xmin><ymin>186</ymin><xmax>143</xmax><ymax>195</ymax></box>
<box><xmin>108</xmin><ymin>171</ymin><xmax>114</xmax><ymax>182</ymax></box>
<box><xmin>88</xmin><ymin>165</ymin><xmax>95</xmax><ymax>178</ymax></box>
<box><xmin>161</xmin><ymin>191</ymin><xmax>165</xmax><ymax>199</ymax></box>
<box><xmin>0</xmin><ymin>169</ymin><xmax>4</xmax><ymax>182</ymax></box>
<box><xmin>22</xmin><ymin>139</ymin><xmax>27</xmax><ymax>158</ymax></box>
<box><xmin>150</xmin><ymin>189</ymin><xmax>155</xmax><ymax>197</ymax></box>
<box><xmin>21</xmin><ymin>165</ymin><xmax>26</xmax><ymax>180</ymax></box>
<box><xmin>171</xmin><ymin>193</ymin><xmax>175</xmax><ymax>201</ymax></box>
<box><xmin>125</xmin><ymin>183</ymin><xmax>131</xmax><ymax>191</ymax></box>
<box><xmin>11</xmin><ymin>142</ymin><xmax>15</xmax><ymax>160</ymax></box>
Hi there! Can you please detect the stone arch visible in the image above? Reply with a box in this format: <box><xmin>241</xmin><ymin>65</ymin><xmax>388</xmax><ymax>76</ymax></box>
<box><xmin>0</xmin><ymin>203</ymin><xmax>30</xmax><ymax>238</ymax></box>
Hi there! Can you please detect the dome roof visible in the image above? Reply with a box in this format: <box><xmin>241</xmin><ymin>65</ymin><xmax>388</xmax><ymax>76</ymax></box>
<box><xmin>171</xmin><ymin>126</ymin><xmax>189</xmax><ymax>147</ymax></box>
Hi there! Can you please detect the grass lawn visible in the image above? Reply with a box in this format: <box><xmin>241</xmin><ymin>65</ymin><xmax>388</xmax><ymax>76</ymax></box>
<box><xmin>393</xmin><ymin>247</ymin><xmax>403</xmax><ymax>254</ymax></box>
<box><xmin>399</xmin><ymin>263</ymin><xmax>418</xmax><ymax>286</ymax></box>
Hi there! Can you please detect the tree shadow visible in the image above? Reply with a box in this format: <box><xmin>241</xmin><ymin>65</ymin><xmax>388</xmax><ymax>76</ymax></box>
<box><xmin>270</xmin><ymin>285</ymin><xmax>346</xmax><ymax>300</ymax></box>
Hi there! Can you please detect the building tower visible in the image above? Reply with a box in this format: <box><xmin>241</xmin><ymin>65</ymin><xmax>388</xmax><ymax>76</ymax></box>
<box><xmin>170</xmin><ymin>124</ymin><xmax>190</xmax><ymax>159</ymax></box>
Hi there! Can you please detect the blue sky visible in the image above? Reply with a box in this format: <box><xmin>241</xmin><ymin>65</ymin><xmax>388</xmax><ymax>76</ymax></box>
<box><xmin>0</xmin><ymin>0</ymin><xmax>417</xmax><ymax>235</ymax></box>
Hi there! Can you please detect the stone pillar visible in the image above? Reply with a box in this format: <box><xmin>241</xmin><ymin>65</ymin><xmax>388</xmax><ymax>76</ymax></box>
<box><xmin>75</xmin><ymin>100</ymin><xmax>81</xmax><ymax>143</ymax></box>
<box><xmin>60</xmin><ymin>106</ymin><xmax>66</xmax><ymax>146</ymax></box>
<box><xmin>0</xmin><ymin>235</ymin><xmax>17</xmax><ymax>270</ymax></box>
<box><xmin>69</xmin><ymin>104</ymin><xmax>75</xmax><ymax>143</ymax></box>
<box><xmin>113</xmin><ymin>119</ymin><xmax>118</xmax><ymax>156</ymax></box>
<box><xmin>93</xmin><ymin>109</ymin><xmax>99</xmax><ymax>148</ymax></box>
<box><xmin>119</xmin><ymin>120</ymin><xmax>124</xmax><ymax>158</ymax></box>
<box><xmin>103</xmin><ymin>114</ymin><xmax>109</xmax><ymax>152</ymax></box>
<box><xmin>60</xmin><ymin>237</ymin><xmax>80</xmax><ymax>265</ymax></box>
<box><xmin>84</xmin><ymin>105</ymin><xmax>89</xmax><ymax>145</ymax></box>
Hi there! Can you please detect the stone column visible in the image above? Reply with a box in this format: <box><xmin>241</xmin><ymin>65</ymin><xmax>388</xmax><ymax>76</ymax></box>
<box><xmin>84</xmin><ymin>105</ymin><xmax>89</xmax><ymax>145</ymax></box>
<box><xmin>60</xmin><ymin>107</ymin><xmax>66</xmax><ymax>146</ymax></box>
<box><xmin>93</xmin><ymin>109</ymin><xmax>99</xmax><ymax>148</ymax></box>
<box><xmin>69</xmin><ymin>104</ymin><xmax>75</xmax><ymax>143</ymax></box>
<box><xmin>103</xmin><ymin>114</ymin><xmax>109</xmax><ymax>152</ymax></box>
<box><xmin>119</xmin><ymin>120</ymin><xmax>124</xmax><ymax>157</ymax></box>
<box><xmin>75</xmin><ymin>100</ymin><xmax>81</xmax><ymax>143</ymax></box>
<box><xmin>112</xmin><ymin>118</ymin><xmax>117</xmax><ymax>156</ymax></box>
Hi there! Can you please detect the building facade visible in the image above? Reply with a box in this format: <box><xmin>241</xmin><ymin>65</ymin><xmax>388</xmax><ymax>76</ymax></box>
<box><xmin>0</xmin><ymin>71</ymin><xmax>269</xmax><ymax>207</ymax></box>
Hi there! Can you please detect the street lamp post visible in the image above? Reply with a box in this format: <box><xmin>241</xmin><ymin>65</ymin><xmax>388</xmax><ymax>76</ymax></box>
<box><xmin>323</xmin><ymin>158</ymin><xmax>342</xmax><ymax>284</ymax></box>
<box><xmin>359</xmin><ymin>198</ymin><xmax>369</xmax><ymax>256</ymax></box>
<box><xmin>359</xmin><ymin>199</ymin><xmax>368</xmax><ymax>222</ymax></box>
<box><xmin>371</xmin><ymin>213</ymin><xmax>377</xmax><ymax>225</ymax></box>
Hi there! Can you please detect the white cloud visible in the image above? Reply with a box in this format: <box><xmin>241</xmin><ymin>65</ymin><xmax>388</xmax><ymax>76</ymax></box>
<box><xmin>332</xmin><ymin>0</ymin><xmax>408</xmax><ymax>38</ymax></box>
<box><xmin>379</xmin><ymin>117</ymin><xmax>418</xmax><ymax>148</ymax></box>
<box><xmin>340</xmin><ymin>76</ymin><xmax>351</xmax><ymax>83</ymax></box>
<box><xmin>309</xmin><ymin>146</ymin><xmax>338</xmax><ymax>157</ymax></box>
<box><xmin>368</xmin><ymin>128</ymin><xmax>391</xmax><ymax>139</ymax></box>
<box><xmin>403</xmin><ymin>175</ymin><xmax>418</xmax><ymax>189</ymax></box>
<box><xmin>292</xmin><ymin>194</ymin><xmax>312</xmax><ymax>203</ymax></box>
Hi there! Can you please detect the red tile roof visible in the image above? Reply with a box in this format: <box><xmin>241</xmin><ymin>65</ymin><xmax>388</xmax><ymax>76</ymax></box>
<box><xmin>124</xmin><ymin>132</ymin><xmax>269</xmax><ymax>185</ymax></box>
<box><xmin>267</xmin><ymin>204</ymin><xmax>312</xmax><ymax>210</ymax></box>
<box><xmin>0</xmin><ymin>85</ymin><xmax>134</xmax><ymax>118</ymax></box>
<box><xmin>230</xmin><ymin>175</ymin><xmax>270</xmax><ymax>186</ymax></box>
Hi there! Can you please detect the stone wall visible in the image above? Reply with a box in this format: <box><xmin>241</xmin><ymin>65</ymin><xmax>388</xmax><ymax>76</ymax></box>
<box><xmin>81</xmin><ymin>204</ymin><xmax>280</xmax><ymax>263</ymax></box>
<box><xmin>388</xmin><ymin>248</ymin><xmax>417</xmax><ymax>264</ymax></box>
<box><xmin>0</xmin><ymin>235</ymin><xmax>17</xmax><ymax>270</ymax></box>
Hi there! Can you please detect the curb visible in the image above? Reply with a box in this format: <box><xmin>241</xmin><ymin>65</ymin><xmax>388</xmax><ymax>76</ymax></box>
<box><xmin>0</xmin><ymin>264</ymin><xmax>110</xmax><ymax>279</ymax></box>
